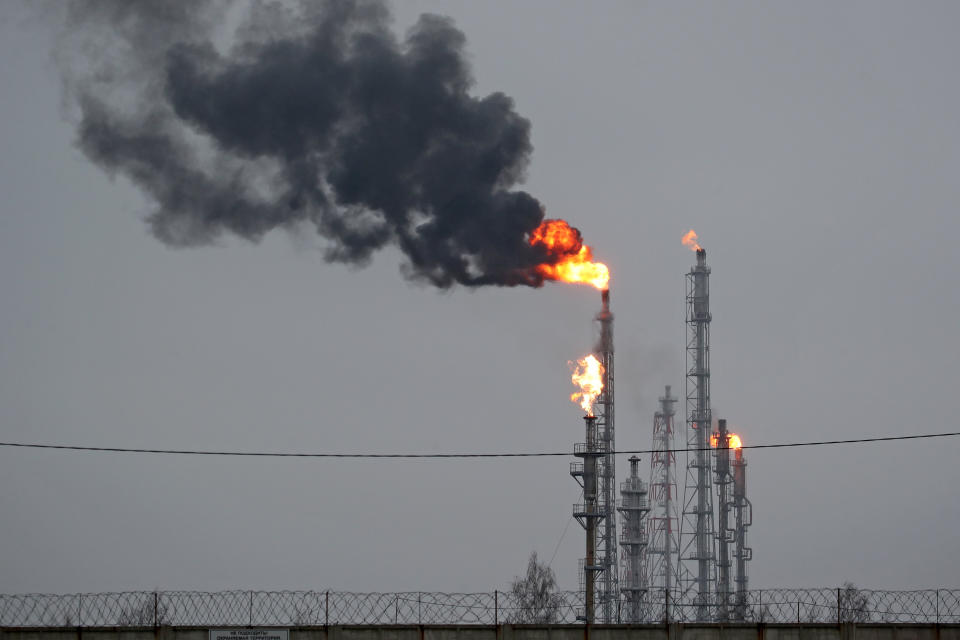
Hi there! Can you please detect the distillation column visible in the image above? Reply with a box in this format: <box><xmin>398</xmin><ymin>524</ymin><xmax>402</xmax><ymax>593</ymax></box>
<box><xmin>680</xmin><ymin>248</ymin><xmax>715</xmax><ymax>620</ymax></box>
<box><xmin>618</xmin><ymin>456</ymin><xmax>650</xmax><ymax>622</ymax></box>
<box><xmin>646</xmin><ymin>385</ymin><xmax>680</xmax><ymax>616</ymax></box>
<box><xmin>572</xmin><ymin>415</ymin><xmax>604</xmax><ymax>622</ymax></box>
<box><xmin>732</xmin><ymin>445</ymin><xmax>752</xmax><ymax>620</ymax></box>
<box><xmin>595</xmin><ymin>289</ymin><xmax>618</xmax><ymax>621</ymax></box>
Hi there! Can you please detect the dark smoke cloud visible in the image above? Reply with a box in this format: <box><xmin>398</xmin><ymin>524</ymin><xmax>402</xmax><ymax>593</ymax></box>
<box><xmin>57</xmin><ymin>0</ymin><xmax>566</xmax><ymax>287</ymax></box>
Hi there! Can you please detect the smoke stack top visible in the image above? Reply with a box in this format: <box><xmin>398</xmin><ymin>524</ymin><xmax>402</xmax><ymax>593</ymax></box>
<box><xmin>56</xmin><ymin>0</ymin><xmax>606</xmax><ymax>289</ymax></box>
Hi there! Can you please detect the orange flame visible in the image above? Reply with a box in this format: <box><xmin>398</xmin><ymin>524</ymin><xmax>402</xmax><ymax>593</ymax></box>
<box><xmin>529</xmin><ymin>220</ymin><xmax>609</xmax><ymax>290</ymax></box>
<box><xmin>681</xmin><ymin>229</ymin><xmax>702</xmax><ymax>251</ymax></box>
<box><xmin>711</xmin><ymin>432</ymin><xmax>743</xmax><ymax>450</ymax></box>
<box><xmin>570</xmin><ymin>354</ymin><xmax>604</xmax><ymax>416</ymax></box>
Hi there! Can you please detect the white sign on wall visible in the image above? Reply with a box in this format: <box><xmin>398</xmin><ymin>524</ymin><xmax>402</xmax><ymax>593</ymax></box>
<box><xmin>211</xmin><ymin>630</ymin><xmax>289</xmax><ymax>640</ymax></box>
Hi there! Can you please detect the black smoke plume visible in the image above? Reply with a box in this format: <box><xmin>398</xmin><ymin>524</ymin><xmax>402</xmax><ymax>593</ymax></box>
<box><xmin>57</xmin><ymin>0</ymin><xmax>568</xmax><ymax>287</ymax></box>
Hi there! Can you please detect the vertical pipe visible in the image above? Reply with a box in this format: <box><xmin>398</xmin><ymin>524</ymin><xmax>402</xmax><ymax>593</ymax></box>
<box><xmin>716</xmin><ymin>419</ymin><xmax>730</xmax><ymax>621</ymax></box>
<box><xmin>732</xmin><ymin>446</ymin><xmax>750</xmax><ymax>619</ymax></box>
<box><xmin>584</xmin><ymin>415</ymin><xmax>598</xmax><ymax>624</ymax></box>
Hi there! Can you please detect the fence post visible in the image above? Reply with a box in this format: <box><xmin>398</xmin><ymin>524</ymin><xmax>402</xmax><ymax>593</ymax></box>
<box><xmin>249</xmin><ymin>591</ymin><xmax>254</xmax><ymax>627</ymax></box>
<box><xmin>77</xmin><ymin>594</ymin><xmax>82</xmax><ymax>628</ymax></box>
<box><xmin>418</xmin><ymin>592</ymin><xmax>421</xmax><ymax>625</ymax></box>
<box><xmin>664</xmin><ymin>589</ymin><xmax>669</xmax><ymax>624</ymax></box>
<box><xmin>797</xmin><ymin>601</ymin><xmax>800</xmax><ymax>623</ymax></box>
<box><xmin>837</xmin><ymin>588</ymin><xmax>841</xmax><ymax>625</ymax></box>
<box><xmin>395</xmin><ymin>594</ymin><xmax>398</xmax><ymax>624</ymax></box>
<box><xmin>154</xmin><ymin>592</ymin><xmax>159</xmax><ymax>628</ymax></box>
<box><xmin>325</xmin><ymin>591</ymin><xmax>329</xmax><ymax>627</ymax></box>
<box><xmin>494</xmin><ymin>590</ymin><xmax>498</xmax><ymax>626</ymax></box>
<box><xmin>936</xmin><ymin>589</ymin><xmax>939</xmax><ymax>624</ymax></box>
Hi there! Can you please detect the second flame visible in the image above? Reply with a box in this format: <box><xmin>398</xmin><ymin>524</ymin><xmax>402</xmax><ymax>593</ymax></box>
<box><xmin>570</xmin><ymin>354</ymin><xmax>604</xmax><ymax>416</ymax></box>
<box><xmin>711</xmin><ymin>432</ymin><xmax>743</xmax><ymax>450</ymax></box>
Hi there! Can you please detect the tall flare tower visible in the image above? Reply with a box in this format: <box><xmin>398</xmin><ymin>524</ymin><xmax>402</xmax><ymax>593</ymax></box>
<box><xmin>646</xmin><ymin>386</ymin><xmax>681</xmax><ymax>609</ymax></box>
<box><xmin>679</xmin><ymin>248</ymin><xmax>715</xmax><ymax>619</ymax></box>
<box><xmin>595</xmin><ymin>289</ymin><xmax>618</xmax><ymax>622</ymax></box>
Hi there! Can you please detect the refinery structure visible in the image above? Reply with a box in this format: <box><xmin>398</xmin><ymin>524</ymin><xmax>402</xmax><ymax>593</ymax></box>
<box><xmin>569</xmin><ymin>235</ymin><xmax>753</xmax><ymax>622</ymax></box>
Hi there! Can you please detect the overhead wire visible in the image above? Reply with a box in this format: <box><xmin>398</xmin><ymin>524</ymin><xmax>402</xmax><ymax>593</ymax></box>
<box><xmin>0</xmin><ymin>431</ymin><xmax>956</xmax><ymax>459</ymax></box>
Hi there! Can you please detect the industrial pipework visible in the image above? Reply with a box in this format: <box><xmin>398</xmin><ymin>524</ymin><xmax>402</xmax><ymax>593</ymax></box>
<box><xmin>714</xmin><ymin>418</ymin><xmax>734</xmax><ymax>621</ymax></box>
<box><xmin>732</xmin><ymin>443</ymin><xmax>753</xmax><ymax>619</ymax></box>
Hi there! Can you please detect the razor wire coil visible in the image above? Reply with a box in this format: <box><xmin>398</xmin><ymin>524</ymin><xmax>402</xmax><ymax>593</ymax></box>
<box><xmin>0</xmin><ymin>589</ymin><xmax>957</xmax><ymax>627</ymax></box>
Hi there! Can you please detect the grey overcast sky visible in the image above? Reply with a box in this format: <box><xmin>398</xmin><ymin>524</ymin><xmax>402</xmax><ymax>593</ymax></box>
<box><xmin>0</xmin><ymin>0</ymin><xmax>958</xmax><ymax>594</ymax></box>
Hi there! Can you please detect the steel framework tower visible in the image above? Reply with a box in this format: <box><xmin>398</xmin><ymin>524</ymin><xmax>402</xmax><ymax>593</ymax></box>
<box><xmin>594</xmin><ymin>289</ymin><xmax>618</xmax><ymax>622</ymax></box>
<box><xmin>714</xmin><ymin>418</ymin><xmax>734</xmax><ymax>621</ymax></box>
<box><xmin>680</xmin><ymin>248</ymin><xmax>715</xmax><ymax>620</ymax></box>
<box><xmin>646</xmin><ymin>386</ymin><xmax>681</xmax><ymax>605</ymax></box>
<box><xmin>732</xmin><ymin>445</ymin><xmax>752</xmax><ymax>620</ymax></box>
<box><xmin>618</xmin><ymin>456</ymin><xmax>649</xmax><ymax>623</ymax></box>
<box><xmin>571</xmin><ymin>415</ymin><xmax>604</xmax><ymax>622</ymax></box>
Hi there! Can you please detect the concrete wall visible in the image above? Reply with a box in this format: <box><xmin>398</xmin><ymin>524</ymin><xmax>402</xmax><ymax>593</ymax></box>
<box><xmin>2</xmin><ymin>624</ymin><xmax>959</xmax><ymax>640</ymax></box>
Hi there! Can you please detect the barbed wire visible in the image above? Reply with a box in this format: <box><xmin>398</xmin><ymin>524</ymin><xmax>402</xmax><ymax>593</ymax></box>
<box><xmin>0</xmin><ymin>588</ymin><xmax>957</xmax><ymax>627</ymax></box>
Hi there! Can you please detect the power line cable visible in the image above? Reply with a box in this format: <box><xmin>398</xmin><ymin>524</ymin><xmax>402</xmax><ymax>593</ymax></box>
<box><xmin>547</xmin><ymin>517</ymin><xmax>574</xmax><ymax>570</ymax></box>
<box><xmin>0</xmin><ymin>431</ymin><xmax>956</xmax><ymax>458</ymax></box>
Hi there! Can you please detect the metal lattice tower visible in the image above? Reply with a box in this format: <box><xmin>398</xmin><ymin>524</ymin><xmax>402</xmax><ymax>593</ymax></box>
<box><xmin>732</xmin><ymin>444</ymin><xmax>752</xmax><ymax>620</ymax></box>
<box><xmin>646</xmin><ymin>386</ymin><xmax>681</xmax><ymax>601</ymax></box>
<box><xmin>618</xmin><ymin>456</ymin><xmax>650</xmax><ymax>623</ymax></box>
<box><xmin>594</xmin><ymin>289</ymin><xmax>618</xmax><ymax>622</ymax></box>
<box><xmin>714</xmin><ymin>418</ymin><xmax>734</xmax><ymax>621</ymax></box>
<box><xmin>571</xmin><ymin>415</ymin><xmax>604</xmax><ymax>623</ymax></box>
<box><xmin>680</xmin><ymin>248</ymin><xmax>715</xmax><ymax>619</ymax></box>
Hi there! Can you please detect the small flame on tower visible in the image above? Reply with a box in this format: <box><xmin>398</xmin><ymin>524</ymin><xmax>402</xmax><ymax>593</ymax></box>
<box><xmin>529</xmin><ymin>219</ymin><xmax>610</xmax><ymax>290</ymax></box>
<box><xmin>711</xmin><ymin>432</ymin><xmax>743</xmax><ymax>450</ymax></box>
<box><xmin>681</xmin><ymin>229</ymin><xmax>702</xmax><ymax>252</ymax></box>
<box><xmin>570</xmin><ymin>354</ymin><xmax>604</xmax><ymax>416</ymax></box>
